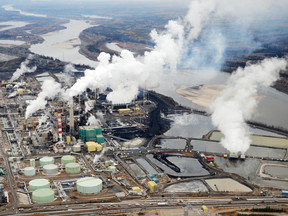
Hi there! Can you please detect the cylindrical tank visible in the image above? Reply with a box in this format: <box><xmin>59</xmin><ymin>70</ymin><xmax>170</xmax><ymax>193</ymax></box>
<box><xmin>73</xmin><ymin>144</ymin><xmax>81</xmax><ymax>152</ymax></box>
<box><xmin>105</xmin><ymin>161</ymin><xmax>110</xmax><ymax>167</ymax></box>
<box><xmin>29</xmin><ymin>179</ymin><xmax>50</xmax><ymax>191</ymax></box>
<box><xmin>24</xmin><ymin>167</ymin><xmax>35</xmax><ymax>176</ymax></box>
<box><xmin>108</xmin><ymin>166</ymin><xmax>116</xmax><ymax>173</ymax></box>
<box><xmin>43</xmin><ymin>164</ymin><xmax>58</xmax><ymax>175</ymax></box>
<box><xmin>65</xmin><ymin>163</ymin><xmax>80</xmax><ymax>174</ymax></box>
<box><xmin>61</xmin><ymin>155</ymin><xmax>75</xmax><ymax>165</ymax></box>
<box><xmin>32</xmin><ymin>188</ymin><xmax>54</xmax><ymax>203</ymax></box>
<box><xmin>30</xmin><ymin>159</ymin><xmax>35</xmax><ymax>167</ymax></box>
<box><xmin>40</xmin><ymin>157</ymin><xmax>54</xmax><ymax>166</ymax></box>
<box><xmin>76</xmin><ymin>177</ymin><xmax>102</xmax><ymax>194</ymax></box>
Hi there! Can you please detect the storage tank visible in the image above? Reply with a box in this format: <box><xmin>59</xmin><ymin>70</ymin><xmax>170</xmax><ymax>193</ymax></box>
<box><xmin>61</xmin><ymin>155</ymin><xmax>75</xmax><ymax>165</ymax></box>
<box><xmin>76</xmin><ymin>177</ymin><xmax>102</xmax><ymax>194</ymax></box>
<box><xmin>43</xmin><ymin>164</ymin><xmax>58</xmax><ymax>175</ymax></box>
<box><xmin>40</xmin><ymin>157</ymin><xmax>54</xmax><ymax>166</ymax></box>
<box><xmin>24</xmin><ymin>167</ymin><xmax>35</xmax><ymax>176</ymax></box>
<box><xmin>108</xmin><ymin>166</ymin><xmax>116</xmax><ymax>173</ymax></box>
<box><xmin>73</xmin><ymin>144</ymin><xmax>81</xmax><ymax>152</ymax></box>
<box><xmin>32</xmin><ymin>188</ymin><xmax>54</xmax><ymax>203</ymax></box>
<box><xmin>30</xmin><ymin>159</ymin><xmax>35</xmax><ymax>167</ymax></box>
<box><xmin>65</xmin><ymin>163</ymin><xmax>80</xmax><ymax>174</ymax></box>
<box><xmin>29</xmin><ymin>179</ymin><xmax>50</xmax><ymax>191</ymax></box>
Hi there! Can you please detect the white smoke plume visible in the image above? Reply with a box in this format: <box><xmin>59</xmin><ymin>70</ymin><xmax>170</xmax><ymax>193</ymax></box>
<box><xmin>25</xmin><ymin>80</ymin><xmax>63</xmax><ymax>119</ymax></box>
<box><xmin>86</xmin><ymin>114</ymin><xmax>101</xmax><ymax>126</ymax></box>
<box><xmin>63</xmin><ymin>63</ymin><xmax>77</xmax><ymax>86</ymax></box>
<box><xmin>11</xmin><ymin>54</ymin><xmax>36</xmax><ymax>81</ymax></box>
<box><xmin>66</xmin><ymin>1</ymin><xmax>213</xmax><ymax>104</ymax></box>
<box><xmin>210</xmin><ymin>57</ymin><xmax>288</xmax><ymax>154</ymax></box>
<box><xmin>85</xmin><ymin>100</ymin><xmax>94</xmax><ymax>112</ymax></box>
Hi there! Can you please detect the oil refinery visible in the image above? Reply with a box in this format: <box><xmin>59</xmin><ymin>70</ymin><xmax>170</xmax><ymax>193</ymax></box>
<box><xmin>0</xmin><ymin>69</ymin><xmax>287</xmax><ymax>216</ymax></box>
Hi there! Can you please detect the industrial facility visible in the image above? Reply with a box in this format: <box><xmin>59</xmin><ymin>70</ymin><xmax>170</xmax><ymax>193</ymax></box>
<box><xmin>0</xmin><ymin>70</ymin><xmax>287</xmax><ymax>215</ymax></box>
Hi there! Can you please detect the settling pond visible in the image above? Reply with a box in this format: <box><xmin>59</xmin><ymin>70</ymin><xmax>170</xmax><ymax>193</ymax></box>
<box><xmin>146</xmin><ymin>154</ymin><xmax>210</xmax><ymax>177</ymax></box>
<box><xmin>191</xmin><ymin>140</ymin><xmax>286</xmax><ymax>159</ymax></box>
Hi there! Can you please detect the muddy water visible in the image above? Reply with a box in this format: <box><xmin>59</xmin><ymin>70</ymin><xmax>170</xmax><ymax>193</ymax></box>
<box><xmin>214</xmin><ymin>156</ymin><xmax>260</xmax><ymax>179</ymax></box>
<box><xmin>136</xmin><ymin>158</ymin><xmax>158</xmax><ymax>174</ymax></box>
<box><xmin>129</xmin><ymin>163</ymin><xmax>146</xmax><ymax>177</ymax></box>
<box><xmin>252</xmin><ymin>177</ymin><xmax>288</xmax><ymax>189</ymax></box>
<box><xmin>146</xmin><ymin>154</ymin><xmax>210</xmax><ymax>177</ymax></box>
<box><xmin>264</xmin><ymin>166</ymin><xmax>288</xmax><ymax>178</ymax></box>
<box><xmin>164</xmin><ymin>114</ymin><xmax>215</xmax><ymax>138</ymax></box>
<box><xmin>155</xmin><ymin>139</ymin><xmax>186</xmax><ymax>149</ymax></box>
<box><xmin>205</xmin><ymin>178</ymin><xmax>252</xmax><ymax>192</ymax></box>
<box><xmin>164</xmin><ymin>180</ymin><xmax>208</xmax><ymax>192</ymax></box>
<box><xmin>191</xmin><ymin>140</ymin><xmax>286</xmax><ymax>159</ymax></box>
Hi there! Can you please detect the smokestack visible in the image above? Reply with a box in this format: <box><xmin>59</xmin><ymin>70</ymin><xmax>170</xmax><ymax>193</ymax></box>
<box><xmin>58</xmin><ymin>110</ymin><xmax>62</xmax><ymax>141</ymax></box>
<box><xmin>69</xmin><ymin>97</ymin><xmax>74</xmax><ymax>135</ymax></box>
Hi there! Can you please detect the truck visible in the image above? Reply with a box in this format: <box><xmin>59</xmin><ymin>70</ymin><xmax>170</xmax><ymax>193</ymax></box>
<box><xmin>158</xmin><ymin>202</ymin><xmax>168</xmax><ymax>206</ymax></box>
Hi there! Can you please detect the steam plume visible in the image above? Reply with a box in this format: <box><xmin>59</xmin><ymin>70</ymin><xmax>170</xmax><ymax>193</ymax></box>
<box><xmin>210</xmin><ymin>58</ymin><xmax>288</xmax><ymax>154</ymax></box>
<box><xmin>25</xmin><ymin>80</ymin><xmax>63</xmax><ymax>119</ymax></box>
<box><xmin>86</xmin><ymin>114</ymin><xmax>100</xmax><ymax>126</ymax></box>
<box><xmin>11</xmin><ymin>54</ymin><xmax>36</xmax><ymax>81</ymax></box>
<box><xmin>66</xmin><ymin>1</ymin><xmax>215</xmax><ymax>104</ymax></box>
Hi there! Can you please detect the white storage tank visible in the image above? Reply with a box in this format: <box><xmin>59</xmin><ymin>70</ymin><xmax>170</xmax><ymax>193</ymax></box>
<box><xmin>108</xmin><ymin>166</ymin><xmax>116</xmax><ymax>173</ymax></box>
<box><xmin>29</xmin><ymin>179</ymin><xmax>50</xmax><ymax>191</ymax></box>
<box><xmin>76</xmin><ymin>177</ymin><xmax>102</xmax><ymax>194</ymax></box>
<box><xmin>30</xmin><ymin>159</ymin><xmax>35</xmax><ymax>167</ymax></box>
<box><xmin>65</xmin><ymin>163</ymin><xmax>80</xmax><ymax>174</ymax></box>
<box><xmin>43</xmin><ymin>164</ymin><xmax>58</xmax><ymax>175</ymax></box>
<box><xmin>73</xmin><ymin>144</ymin><xmax>81</xmax><ymax>152</ymax></box>
<box><xmin>40</xmin><ymin>157</ymin><xmax>54</xmax><ymax>166</ymax></box>
<box><xmin>32</xmin><ymin>188</ymin><xmax>54</xmax><ymax>203</ymax></box>
<box><xmin>61</xmin><ymin>155</ymin><xmax>75</xmax><ymax>165</ymax></box>
<box><xmin>24</xmin><ymin>167</ymin><xmax>36</xmax><ymax>176</ymax></box>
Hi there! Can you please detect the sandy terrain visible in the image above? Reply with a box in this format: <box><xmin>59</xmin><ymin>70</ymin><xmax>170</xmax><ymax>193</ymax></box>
<box><xmin>176</xmin><ymin>84</ymin><xmax>262</xmax><ymax>108</ymax></box>
<box><xmin>51</xmin><ymin>38</ymin><xmax>81</xmax><ymax>49</ymax></box>
<box><xmin>176</xmin><ymin>84</ymin><xmax>226</xmax><ymax>108</ymax></box>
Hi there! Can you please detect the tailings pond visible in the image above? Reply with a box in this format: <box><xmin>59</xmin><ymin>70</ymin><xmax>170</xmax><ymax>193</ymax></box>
<box><xmin>146</xmin><ymin>154</ymin><xmax>210</xmax><ymax>177</ymax></box>
<box><xmin>264</xmin><ymin>166</ymin><xmax>288</xmax><ymax>178</ymax></box>
<box><xmin>205</xmin><ymin>178</ymin><xmax>252</xmax><ymax>192</ymax></box>
<box><xmin>191</xmin><ymin>140</ymin><xmax>286</xmax><ymax>159</ymax></box>
<box><xmin>164</xmin><ymin>180</ymin><xmax>208</xmax><ymax>193</ymax></box>
<box><xmin>214</xmin><ymin>156</ymin><xmax>260</xmax><ymax>179</ymax></box>
<box><xmin>136</xmin><ymin>158</ymin><xmax>158</xmax><ymax>175</ymax></box>
<box><xmin>129</xmin><ymin>163</ymin><xmax>146</xmax><ymax>177</ymax></box>
<box><xmin>155</xmin><ymin>138</ymin><xmax>186</xmax><ymax>149</ymax></box>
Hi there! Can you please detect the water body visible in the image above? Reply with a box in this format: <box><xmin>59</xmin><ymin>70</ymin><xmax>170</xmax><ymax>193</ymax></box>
<box><xmin>155</xmin><ymin>139</ymin><xmax>186</xmax><ymax>149</ymax></box>
<box><xmin>155</xmin><ymin>69</ymin><xmax>288</xmax><ymax>130</ymax></box>
<box><xmin>264</xmin><ymin>166</ymin><xmax>288</xmax><ymax>178</ymax></box>
<box><xmin>2</xmin><ymin>5</ymin><xmax>47</xmax><ymax>17</ymax></box>
<box><xmin>82</xmin><ymin>15</ymin><xmax>112</xmax><ymax>19</ymax></box>
<box><xmin>205</xmin><ymin>178</ymin><xmax>252</xmax><ymax>192</ymax></box>
<box><xmin>0</xmin><ymin>40</ymin><xmax>25</xmax><ymax>45</ymax></box>
<box><xmin>30</xmin><ymin>20</ymin><xmax>98</xmax><ymax>68</ymax></box>
<box><xmin>0</xmin><ymin>21</ymin><xmax>29</xmax><ymax>32</ymax></box>
<box><xmin>214</xmin><ymin>156</ymin><xmax>260</xmax><ymax>179</ymax></box>
<box><xmin>146</xmin><ymin>154</ymin><xmax>210</xmax><ymax>177</ymax></box>
<box><xmin>252</xmin><ymin>177</ymin><xmax>288</xmax><ymax>189</ymax></box>
<box><xmin>164</xmin><ymin>113</ymin><xmax>215</xmax><ymax>138</ymax></box>
<box><xmin>136</xmin><ymin>158</ymin><xmax>158</xmax><ymax>174</ymax></box>
<box><xmin>129</xmin><ymin>163</ymin><xmax>146</xmax><ymax>177</ymax></box>
<box><xmin>164</xmin><ymin>180</ymin><xmax>208</xmax><ymax>193</ymax></box>
<box><xmin>191</xmin><ymin>140</ymin><xmax>286</xmax><ymax>159</ymax></box>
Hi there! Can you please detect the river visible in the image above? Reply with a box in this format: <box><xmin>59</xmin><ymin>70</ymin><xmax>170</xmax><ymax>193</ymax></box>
<box><xmin>30</xmin><ymin>20</ymin><xmax>98</xmax><ymax>68</ymax></box>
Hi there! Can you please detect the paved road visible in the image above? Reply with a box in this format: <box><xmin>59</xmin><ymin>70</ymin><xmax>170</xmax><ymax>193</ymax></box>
<box><xmin>3</xmin><ymin>197</ymin><xmax>288</xmax><ymax>215</ymax></box>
